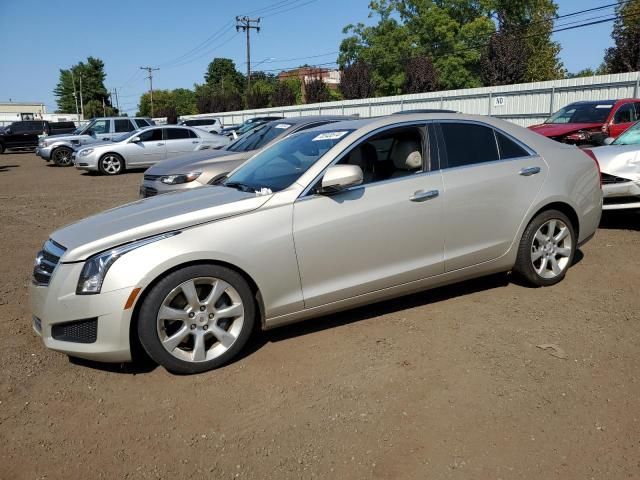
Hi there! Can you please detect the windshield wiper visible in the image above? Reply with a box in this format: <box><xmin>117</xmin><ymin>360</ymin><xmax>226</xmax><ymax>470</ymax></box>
<box><xmin>224</xmin><ymin>181</ymin><xmax>255</xmax><ymax>193</ymax></box>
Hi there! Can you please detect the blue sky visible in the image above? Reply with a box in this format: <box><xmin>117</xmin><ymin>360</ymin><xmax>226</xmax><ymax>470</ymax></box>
<box><xmin>0</xmin><ymin>0</ymin><xmax>618</xmax><ymax>114</ymax></box>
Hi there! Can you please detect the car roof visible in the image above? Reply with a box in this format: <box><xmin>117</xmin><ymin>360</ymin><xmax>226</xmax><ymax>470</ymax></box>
<box><xmin>265</xmin><ymin>115</ymin><xmax>356</xmax><ymax>126</ymax></box>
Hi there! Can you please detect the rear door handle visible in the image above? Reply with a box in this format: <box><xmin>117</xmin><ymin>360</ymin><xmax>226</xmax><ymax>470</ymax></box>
<box><xmin>519</xmin><ymin>166</ymin><xmax>541</xmax><ymax>176</ymax></box>
<box><xmin>410</xmin><ymin>190</ymin><xmax>439</xmax><ymax>202</ymax></box>
<box><xmin>192</xmin><ymin>140</ymin><xmax>200</xmax><ymax>144</ymax></box>
<box><xmin>157</xmin><ymin>143</ymin><xmax>165</xmax><ymax>146</ymax></box>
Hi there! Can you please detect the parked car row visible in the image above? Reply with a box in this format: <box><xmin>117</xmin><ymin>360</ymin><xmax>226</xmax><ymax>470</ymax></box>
<box><xmin>30</xmin><ymin>111</ymin><xmax>604</xmax><ymax>374</ymax></box>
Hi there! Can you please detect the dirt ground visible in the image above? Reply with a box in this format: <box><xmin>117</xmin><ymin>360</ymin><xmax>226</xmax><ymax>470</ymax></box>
<box><xmin>0</xmin><ymin>152</ymin><xmax>639</xmax><ymax>479</ymax></box>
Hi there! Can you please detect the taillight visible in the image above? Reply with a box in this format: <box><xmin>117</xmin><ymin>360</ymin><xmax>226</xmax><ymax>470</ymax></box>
<box><xmin>582</xmin><ymin>148</ymin><xmax>602</xmax><ymax>189</ymax></box>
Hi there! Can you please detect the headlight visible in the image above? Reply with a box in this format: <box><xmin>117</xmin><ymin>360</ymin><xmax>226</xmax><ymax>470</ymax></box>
<box><xmin>76</xmin><ymin>231</ymin><xmax>180</xmax><ymax>295</ymax></box>
<box><xmin>40</xmin><ymin>140</ymin><xmax>49</xmax><ymax>147</ymax></box>
<box><xmin>79</xmin><ymin>148</ymin><xmax>94</xmax><ymax>156</ymax></box>
<box><xmin>160</xmin><ymin>172</ymin><xmax>202</xmax><ymax>185</ymax></box>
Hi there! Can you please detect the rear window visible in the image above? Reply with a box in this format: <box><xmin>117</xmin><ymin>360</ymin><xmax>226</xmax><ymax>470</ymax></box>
<box><xmin>166</xmin><ymin>128</ymin><xmax>191</xmax><ymax>140</ymax></box>
<box><xmin>440</xmin><ymin>123</ymin><xmax>499</xmax><ymax>168</ymax></box>
<box><xmin>545</xmin><ymin>103</ymin><xmax>614</xmax><ymax>124</ymax></box>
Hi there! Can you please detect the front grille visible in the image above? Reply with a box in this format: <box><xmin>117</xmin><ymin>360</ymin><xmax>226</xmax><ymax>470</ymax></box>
<box><xmin>603</xmin><ymin>195</ymin><xmax>640</xmax><ymax>205</ymax></box>
<box><xmin>32</xmin><ymin>239</ymin><xmax>66</xmax><ymax>286</ymax></box>
<box><xmin>140</xmin><ymin>186</ymin><xmax>158</xmax><ymax>198</ymax></box>
<box><xmin>143</xmin><ymin>174</ymin><xmax>162</xmax><ymax>181</ymax></box>
<box><xmin>51</xmin><ymin>318</ymin><xmax>98</xmax><ymax>343</ymax></box>
<box><xmin>602</xmin><ymin>173</ymin><xmax>632</xmax><ymax>185</ymax></box>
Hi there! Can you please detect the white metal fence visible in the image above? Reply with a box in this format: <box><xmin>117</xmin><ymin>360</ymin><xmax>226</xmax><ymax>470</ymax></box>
<box><xmin>168</xmin><ymin>71</ymin><xmax>640</xmax><ymax>128</ymax></box>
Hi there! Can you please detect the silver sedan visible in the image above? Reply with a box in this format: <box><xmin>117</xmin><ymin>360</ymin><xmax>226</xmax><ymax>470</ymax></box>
<box><xmin>73</xmin><ymin>125</ymin><xmax>229</xmax><ymax>175</ymax></box>
<box><xmin>30</xmin><ymin>113</ymin><xmax>602</xmax><ymax>374</ymax></box>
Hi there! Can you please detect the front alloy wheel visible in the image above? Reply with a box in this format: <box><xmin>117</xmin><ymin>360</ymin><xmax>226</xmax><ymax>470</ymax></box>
<box><xmin>138</xmin><ymin>265</ymin><xmax>255</xmax><ymax>374</ymax></box>
<box><xmin>99</xmin><ymin>154</ymin><xmax>124</xmax><ymax>175</ymax></box>
<box><xmin>52</xmin><ymin>147</ymin><xmax>73</xmax><ymax>166</ymax></box>
<box><xmin>514</xmin><ymin>209</ymin><xmax>576</xmax><ymax>286</ymax></box>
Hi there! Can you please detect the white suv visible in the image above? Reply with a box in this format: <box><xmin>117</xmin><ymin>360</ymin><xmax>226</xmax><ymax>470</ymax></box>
<box><xmin>179</xmin><ymin>118</ymin><xmax>223</xmax><ymax>134</ymax></box>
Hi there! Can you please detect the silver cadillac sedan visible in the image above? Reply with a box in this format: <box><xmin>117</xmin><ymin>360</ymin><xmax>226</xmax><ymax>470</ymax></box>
<box><xmin>30</xmin><ymin>113</ymin><xmax>602</xmax><ymax>374</ymax></box>
<box><xmin>73</xmin><ymin>125</ymin><xmax>229</xmax><ymax>175</ymax></box>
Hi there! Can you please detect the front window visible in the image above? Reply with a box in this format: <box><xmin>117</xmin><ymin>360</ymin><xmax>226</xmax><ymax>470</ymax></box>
<box><xmin>224</xmin><ymin>129</ymin><xmax>353</xmax><ymax>193</ymax></box>
<box><xmin>613</xmin><ymin>121</ymin><xmax>640</xmax><ymax>145</ymax></box>
<box><xmin>226</xmin><ymin>123</ymin><xmax>292</xmax><ymax>153</ymax></box>
<box><xmin>82</xmin><ymin>119</ymin><xmax>110</xmax><ymax>135</ymax></box>
<box><xmin>545</xmin><ymin>103</ymin><xmax>613</xmax><ymax>124</ymax></box>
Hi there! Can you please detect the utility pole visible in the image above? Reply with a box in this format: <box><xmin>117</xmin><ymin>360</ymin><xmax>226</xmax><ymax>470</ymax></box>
<box><xmin>79</xmin><ymin>74</ymin><xmax>84</xmax><ymax>120</ymax></box>
<box><xmin>235</xmin><ymin>16</ymin><xmax>261</xmax><ymax>92</ymax></box>
<box><xmin>70</xmin><ymin>70</ymin><xmax>80</xmax><ymax>123</ymax></box>
<box><xmin>111</xmin><ymin>88</ymin><xmax>120</xmax><ymax>114</ymax></box>
<box><xmin>140</xmin><ymin>66</ymin><xmax>160</xmax><ymax>117</ymax></box>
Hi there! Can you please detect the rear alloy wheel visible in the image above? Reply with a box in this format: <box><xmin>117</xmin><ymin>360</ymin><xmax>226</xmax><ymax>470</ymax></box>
<box><xmin>138</xmin><ymin>265</ymin><xmax>255</xmax><ymax>374</ymax></box>
<box><xmin>52</xmin><ymin>147</ymin><xmax>73</xmax><ymax>167</ymax></box>
<box><xmin>514</xmin><ymin>210</ymin><xmax>576</xmax><ymax>286</ymax></box>
<box><xmin>99</xmin><ymin>153</ymin><xmax>124</xmax><ymax>175</ymax></box>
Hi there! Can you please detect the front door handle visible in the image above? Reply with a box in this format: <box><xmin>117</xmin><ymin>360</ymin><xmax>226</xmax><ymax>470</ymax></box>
<box><xmin>192</xmin><ymin>140</ymin><xmax>200</xmax><ymax>144</ymax></box>
<box><xmin>157</xmin><ymin>143</ymin><xmax>165</xmax><ymax>146</ymax></box>
<box><xmin>519</xmin><ymin>166</ymin><xmax>541</xmax><ymax>176</ymax></box>
<box><xmin>410</xmin><ymin>189</ymin><xmax>439</xmax><ymax>202</ymax></box>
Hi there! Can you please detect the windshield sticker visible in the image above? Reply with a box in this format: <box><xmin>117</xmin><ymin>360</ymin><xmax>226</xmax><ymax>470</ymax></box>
<box><xmin>274</xmin><ymin>123</ymin><xmax>292</xmax><ymax>129</ymax></box>
<box><xmin>312</xmin><ymin>131</ymin><xmax>349</xmax><ymax>141</ymax></box>
<box><xmin>596</xmin><ymin>105</ymin><xmax>613</xmax><ymax>109</ymax></box>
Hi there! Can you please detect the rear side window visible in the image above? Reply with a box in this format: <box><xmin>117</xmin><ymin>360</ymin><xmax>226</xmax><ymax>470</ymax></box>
<box><xmin>440</xmin><ymin>123</ymin><xmax>499</xmax><ymax>168</ymax></box>
<box><xmin>188</xmin><ymin>129</ymin><xmax>199</xmax><ymax>138</ymax></box>
<box><xmin>496</xmin><ymin>131</ymin><xmax>529</xmax><ymax>159</ymax></box>
<box><xmin>114</xmin><ymin>119</ymin><xmax>134</xmax><ymax>132</ymax></box>
<box><xmin>138</xmin><ymin>129</ymin><xmax>163</xmax><ymax>142</ymax></box>
<box><xmin>166</xmin><ymin>128</ymin><xmax>191</xmax><ymax>140</ymax></box>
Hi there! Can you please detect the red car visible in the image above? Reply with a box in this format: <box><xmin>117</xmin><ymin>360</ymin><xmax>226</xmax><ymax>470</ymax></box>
<box><xmin>528</xmin><ymin>99</ymin><xmax>640</xmax><ymax>146</ymax></box>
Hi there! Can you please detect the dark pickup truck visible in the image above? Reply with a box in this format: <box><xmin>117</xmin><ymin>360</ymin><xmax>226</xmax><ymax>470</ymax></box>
<box><xmin>0</xmin><ymin>120</ymin><xmax>77</xmax><ymax>153</ymax></box>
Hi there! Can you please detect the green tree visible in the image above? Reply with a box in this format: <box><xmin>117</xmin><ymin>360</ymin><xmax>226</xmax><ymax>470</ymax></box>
<box><xmin>54</xmin><ymin>57</ymin><xmax>113</xmax><ymax>114</ymax></box>
<box><xmin>480</xmin><ymin>31</ymin><xmax>528</xmax><ymax>86</ymax></box>
<box><xmin>171</xmin><ymin>88</ymin><xmax>197</xmax><ymax>115</ymax></box>
<box><xmin>566</xmin><ymin>68</ymin><xmax>597</xmax><ymax>79</ymax></box>
<box><xmin>83</xmin><ymin>99</ymin><xmax>117</xmax><ymax>118</ymax></box>
<box><xmin>340</xmin><ymin>61</ymin><xmax>375</xmax><ymax>99</ymax></box>
<box><xmin>247</xmin><ymin>79</ymin><xmax>275</xmax><ymax>109</ymax></box>
<box><xmin>604</xmin><ymin>0</ymin><xmax>640</xmax><ymax>73</ymax></box>
<box><xmin>304</xmin><ymin>77</ymin><xmax>330</xmax><ymax>103</ymax></box>
<box><xmin>137</xmin><ymin>89</ymin><xmax>196</xmax><ymax>117</ymax></box>
<box><xmin>271</xmin><ymin>80</ymin><xmax>298</xmax><ymax>107</ymax></box>
<box><xmin>488</xmin><ymin>0</ymin><xmax>564</xmax><ymax>81</ymax></box>
<box><xmin>403</xmin><ymin>55</ymin><xmax>438</xmax><ymax>93</ymax></box>
<box><xmin>205</xmin><ymin>58</ymin><xmax>245</xmax><ymax>91</ymax></box>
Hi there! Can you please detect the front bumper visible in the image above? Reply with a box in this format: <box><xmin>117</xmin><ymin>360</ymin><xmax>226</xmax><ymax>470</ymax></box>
<box><xmin>73</xmin><ymin>151</ymin><xmax>99</xmax><ymax>171</ymax></box>
<box><xmin>36</xmin><ymin>145</ymin><xmax>53</xmax><ymax>161</ymax></box>
<box><xmin>29</xmin><ymin>262</ymin><xmax>134</xmax><ymax>362</ymax></box>
<box><xmin>602</xmin><ymin>179</ymin><xmax>640</xmax><ymax>210</ymax></box>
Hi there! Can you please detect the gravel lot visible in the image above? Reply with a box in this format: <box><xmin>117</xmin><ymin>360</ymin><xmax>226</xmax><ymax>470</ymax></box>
<box><xmin>0</xmin><ymin>152</ymin><xmax>639</xmax><ymax>479</ymax></box>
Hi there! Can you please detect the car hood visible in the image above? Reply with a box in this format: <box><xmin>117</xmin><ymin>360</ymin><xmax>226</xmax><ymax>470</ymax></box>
<box><xmin>146</xmin><ymin>149</ymin><xmax>254</xmax><ymax>175</ymax></box>
<box><xmin>591</xmin><ymin>144</ymin><xmax>640</xmax><ymax>180</ymax></box>
<box><xmin>52</xmin><ymin>186</ymin><xmax>272</xmax><ymax>262</ymax></box>
<box><xmin>528</xmin><ymin>123</ymin><xmax>601</xmax><ymax>137</ymax></box>
<box><xmin>43</xmin><ymin>133</ymin><xmax>88</xmax><ymax>142</ymax></box>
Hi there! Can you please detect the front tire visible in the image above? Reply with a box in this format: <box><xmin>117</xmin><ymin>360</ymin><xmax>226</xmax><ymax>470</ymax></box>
<box><xmin>52</xmin><ymin>147</ymin><xmax>73</xmax><ymax>166</ymax></box>
<box><xmin>513</xmin><ymin>209</ymin><xmax>576</xmax><ymax>287</ymax></box>
<box><xmin>98</xmin><ymin>153</ymin><xmax>125</xmax><ymax>175</ymax></box>
<box><xmin>137</xmin><ymin>265</ymin><xmax>256</xmax><ymax>374</ymax></box>
<box><xmin>0</xmin><ymin>142</ymin><xmax>5</xmax><ymax>154</ymax></box>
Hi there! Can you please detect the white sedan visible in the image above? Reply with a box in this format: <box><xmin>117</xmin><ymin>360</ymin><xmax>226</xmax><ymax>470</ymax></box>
<box><xmin>73</xmin><ymin>125</ymin><xmax>230</xmax><ymax>175</ymax></box>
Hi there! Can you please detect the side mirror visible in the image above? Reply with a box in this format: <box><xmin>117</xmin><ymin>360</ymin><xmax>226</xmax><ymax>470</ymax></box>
<box><xmin>603</xmin><ymin>137</ymin><xmax>615</xmax><ymax>145</ymax></box>
<box><xmin>130</xmin><ymin>136</ymin><xmax>142</xmax><ymax>143</ymax></box>
<box><xmin>319</xmin><ymin>164</ymin><xmax>363</xmax><ymax>194</ymax></box>
<box><xmin>5</xmin><ymin>128</ymin><xmax>11</xmax><ymax>134</ymax></box>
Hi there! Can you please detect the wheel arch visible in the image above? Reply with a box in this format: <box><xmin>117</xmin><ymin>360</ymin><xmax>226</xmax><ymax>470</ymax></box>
<box><xmin>529</xmin><ymin>201</ymin><xmax>580</xmax><ymax>240</ymax></box>
<box><xmin>128</xmin><ymin>259</ymin><xmax>265</xmax><ymax>358</ymax></box>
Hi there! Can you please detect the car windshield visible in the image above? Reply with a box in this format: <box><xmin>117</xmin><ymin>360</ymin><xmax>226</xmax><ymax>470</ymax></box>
<box><xmin>612</xmin><ymin>121</ymin><xmax>640</xmax><ymax>145</ymax></box>
<box><xmin>224</xmin><ymin>129</ymin><xmax>353</xmax><ymax>193</ymax></box>
<box><xmin>226</xmin><ymin>123</ymin><xmax>292</xmax><ymax>153</ymax></box>
<box><xmin>545</xmin><ymin>103</ymin><xmax>614</xmax><ymax>124</ymax></box>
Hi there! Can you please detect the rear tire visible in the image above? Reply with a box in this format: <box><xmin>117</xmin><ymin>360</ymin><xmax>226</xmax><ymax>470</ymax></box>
<box><xmin>98</xmin><ymin>153</ymin><xmax>125</xmax><ymax>175</ymax></box>
<box><xmin>0</xmin><ymin>142</ymin><xmax>5</xmax><ymax>154</ymax></box>
<box><xmin>137</xmin><ymin>265</ymin><xmax>256</xmax><ymax>374</ymax></box>
<box><xmin>513</xmin><ymin>209</ymin><xmax>576</xmax><ymax>287</ymax></box>
<box><xmin>52</xmin><ymin>147</ymin><xmax>73</xmax><ymax>167</ymax></box>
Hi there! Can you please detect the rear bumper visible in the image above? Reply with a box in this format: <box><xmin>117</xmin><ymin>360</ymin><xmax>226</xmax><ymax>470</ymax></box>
<box><xmin>602</xmin><ymin>180</ymin><xmax>640</xmax><ymax>210</ymax></box>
